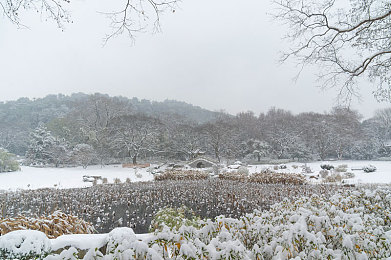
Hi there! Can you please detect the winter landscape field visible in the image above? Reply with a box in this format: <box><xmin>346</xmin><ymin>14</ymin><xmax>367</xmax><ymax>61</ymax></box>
<box><xmin>1</xmin><ymin>160</ymin><xmax>391</xmax><ymax>259</ymax></box>
<box><xmin>2</xmin><ymin>0</ymin><xmax>391</xmax><ymax>258</ymax></box>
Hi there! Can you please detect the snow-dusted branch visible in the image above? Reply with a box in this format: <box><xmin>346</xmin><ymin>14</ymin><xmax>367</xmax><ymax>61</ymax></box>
<box><xmin>273</xmin><ymin>0</ymin><xmax>391</xmax><ymax>102</ymax></box>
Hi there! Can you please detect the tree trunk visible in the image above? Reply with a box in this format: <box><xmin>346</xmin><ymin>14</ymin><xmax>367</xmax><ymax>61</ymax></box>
<box><xmin>132</xmin><ymin>155</ymin><xmax>137</xmax><ymax>165</ymax></box>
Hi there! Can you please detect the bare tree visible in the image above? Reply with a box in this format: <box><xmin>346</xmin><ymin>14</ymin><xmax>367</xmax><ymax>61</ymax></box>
<box><xmin>202</xmin><ymin>120</ymin><xmax>237</xmax><ymax>163</ymax></box>
<box><xmin>330</xmin><ymin>107</ymin><xmax>362</xmax><ymax>159</ymax></box>
<box><xmin>273</xmin><ymin>0</ymin><xmax>391</xmax><ymax>101</ymax></box>
<box><xmin>73</xmin><ymin>94</ymin><xmax>132</xmax><ymax>165</ymax></box>
<box><xmin>110</xmin><ymin>114</ymin><xmax>162</xmax><ymax>164</ymax></box>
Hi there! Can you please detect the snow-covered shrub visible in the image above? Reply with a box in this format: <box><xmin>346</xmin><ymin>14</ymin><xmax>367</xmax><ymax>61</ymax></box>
<box><xmin>320</xmin><ymin>164</ymin><xmax>334</xmax><ymax>170</ymax></box>
<box><xmin>292</xmin><ymin>165</ymin><xmax>298</xmax><ymax>169</ymax></box>
<box><xmin>319</xmin><ymin>169</ymin><xmax>329</xmax><ymax>179</ymax></box>
<box><xmin>0</xmin><ymin>148</ymin><xmax>20</xmax><ymax>173</ymax></box>
<box><xmin>279</xmin><ymin>164</ymin><xmax>287</xmax><ymax>169</ymax></box>
<box><xmin>363</xmin><ymin>165</ymin><xmax>377</xmax><ymax>173</ymax></box>
<box><xmin>102</xmin><ymin>177</ymin><xmax>108</xmax><ymax>184</ymax></box>
<box><xmin>144</xmin><ymin>187</ymin><xmax>391</xmax><ymax>259</ymax></box>
<box><xmin>301</xmin><ymin>165</ymin><xmax>313</xmax><ymax>173</ymax></box>
<box><xmin>104</xmin><ymin>227</ymin><xmax>148</xmax><ymax>259</ymax></box>
<box><xmin>150</xmin><ymin>206</ymin><xmax>201</xmax><ymax>232</ymax></box>
<box><xmin>260</xmin><ymin>167</ymin><xmax>273</xmax><ymax>173</ymax></box>
<box><xmin>0</xmin><ymin>230</ymin><xmax>51</xmax><ymax>260</ymax></box>
<box><xmin>237</xmin><ymin>166</ymin><xmax>249</xmax><ymax>175</ymax></box>
<box><xmin>125</xmin><ymin>177</ymin><xmax>131</xmax><ymax>184</ymax></box>
<box><xmin>273</xmin><ymin>165</ymin><xmax>279</xmax><ymax>170</ymax></box>
<box><xmin>343</xmin><ymin>172</ymin><xmax>355</xmax><ymax>179</ymax></box>
<box><xmin>325</xmin><ymin>173</ymin><xmax>342</xmax><ymax>183</ymax></box>
<box><xmin>113</xmin><ymin>178</ymin><xmax>121</xmax><ymax>184</ymax></box>
<box><xmin>335</xmin><ymin>164</ymin><xmax>348</xmax><ymax>172</ymax></box>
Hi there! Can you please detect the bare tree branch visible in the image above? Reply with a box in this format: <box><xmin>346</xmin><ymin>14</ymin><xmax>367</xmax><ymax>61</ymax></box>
<box><xmin>0</xmin><ymin>0</ymin><xmax>71</xmax><ymax>29</ymax></box>
<box><xmin>273</xmin><ymin>0</ymin><xmax>391</xmax><ymax>102</ymax></box>
<box><xmin>100</xmin><ymin>0</ymin><xmax>180</xmax><ymax>44</ymax></box>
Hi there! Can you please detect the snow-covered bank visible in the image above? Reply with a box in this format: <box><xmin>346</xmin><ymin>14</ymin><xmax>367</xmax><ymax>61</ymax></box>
<box><xmin>0</xmin><ymin>160</ymin><xmax>390</xmax><ymax>191</ymax></box>
<box><xmin>0</xmin><ymin>165</ymin><xmax>154</xmax><ymax>191</ymax></box>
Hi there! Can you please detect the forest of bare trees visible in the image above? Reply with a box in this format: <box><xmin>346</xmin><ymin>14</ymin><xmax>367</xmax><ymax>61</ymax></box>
<box><xmin>0</xmin><ymin>93</ymin><xmax>390</xmax><ymax>167</ymax></box>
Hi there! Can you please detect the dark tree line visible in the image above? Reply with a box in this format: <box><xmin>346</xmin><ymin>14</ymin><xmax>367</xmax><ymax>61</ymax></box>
<box><xmin>1</xmin><ymin>93</ymin><xmax>391</xmax><ymax>167</ymax></box>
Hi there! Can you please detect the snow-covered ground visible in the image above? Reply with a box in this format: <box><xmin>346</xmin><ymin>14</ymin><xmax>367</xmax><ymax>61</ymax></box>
<box><xmin>0</xmin><ymin>160</ymin><xmax>390</xmax><ymax>191</ymax></box>
<box><xmin>0</xmin><ymin>165</ymin><xmax>154</xmax><ymax>191</ymax></box>
<box><xmin>247</xmin><ymin>160</ymin><xmax>391</xmax><ymax>184</ymax></box>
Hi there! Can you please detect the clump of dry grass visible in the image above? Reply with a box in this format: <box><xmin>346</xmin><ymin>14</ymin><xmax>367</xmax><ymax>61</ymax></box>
<box><xmin>154</xmin><ymin>170</ymin><xmax>209</xmax><ymax>181</ymax></box>
<box><xmin>249</xmin><ymin>172</ymin><xmax>306</xmax><ymax>185</ymax></box>
<box><xmin>218</xmin><ymin>171</ymin><xmax>306</xmax><ymax>185</ymax></box>
<box><xmin>0</xmin><ymin>210</ymin><xmax>95</xmax><ymax>238</ymax></box>
<box><xmin>218</xmin><ymin>171</ymin><xmax>248</xmax><ymax>181</ymax></box>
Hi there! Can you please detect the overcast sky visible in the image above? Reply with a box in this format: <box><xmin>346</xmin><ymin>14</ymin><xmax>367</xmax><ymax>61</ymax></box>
<box><xmin>0</xmin><ymin>0</ymin><xmax>389</xmax><ymax>118</ymax></box>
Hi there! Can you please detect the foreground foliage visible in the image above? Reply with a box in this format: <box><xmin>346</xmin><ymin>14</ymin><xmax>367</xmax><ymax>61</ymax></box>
<box><xmin>1</xmin><ymin>186</ymin><xmax>391</xmax><ymax>259</ymax></box>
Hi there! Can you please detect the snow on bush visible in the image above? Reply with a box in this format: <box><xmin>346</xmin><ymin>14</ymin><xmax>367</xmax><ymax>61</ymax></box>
<box><xmin>139</xmin><ymin>187</ymin><xmax>391</xmax><ymax>259</ymax></box>
<box><xmin>0</xmin><ymin>230</ymin><xmax>51</xmax><ymax>260</ymax></box>
<box><xmin>343</xmin><ymin>172</ymin><xmax>355</xmax><ymax>179</ymax></box>
<box><xmin>237</xmin><ymin>166</ymin><xmax>250</xmax><ymax>175</ymax></box>
<box><xmin>363</xmin><ymin>165</ymin><xmax>377</xmax><ymax>173</ymax></box>
<box><xmin>320</xmin><ymin>164</ymin><xmax>334</xmax><ymax>170</ymax></box>
<box><xmin>335</xmin><ymin>164</ymin><xmax>348</xmax><ymax>173</ymax></box>
<box><xmin>0</xmin><ymin>148</ymin><xmax>20</xmax><ymax>173</ymax></box>
<box><xmin>319</xmin><ymin>169</ymin><xmax>329</xmax><ymax>178</ymax></box>
<box><xmin>150</xmin><ymin>206</ymin><xmax>201</xmax><ymax>232</ymax></box>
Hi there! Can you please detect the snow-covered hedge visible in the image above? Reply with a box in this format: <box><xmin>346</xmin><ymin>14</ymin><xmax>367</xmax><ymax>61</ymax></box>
<box><xmin>2</xmin><ymin>187</ymin><xmax>391</xmax><ymax>259</ymax></box>
<box><xmin>0</xmin><ymin>230</ymin><xmax>51</xmax><ymax>260</ymax></box>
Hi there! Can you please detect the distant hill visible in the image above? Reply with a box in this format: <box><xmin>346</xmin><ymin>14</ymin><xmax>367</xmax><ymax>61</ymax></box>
<box><xmin>0</xmin><ymin>93</ymin><xmax>227</xmax><ymax>154</ymax></box>
<box><xmin>129</xmin><ymin>98</ymin><xmax>224</xmax><ymax>124</ymax></box>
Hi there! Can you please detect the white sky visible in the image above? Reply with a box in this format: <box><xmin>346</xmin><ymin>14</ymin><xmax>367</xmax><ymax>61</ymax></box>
<box><xmin>0</xmin><ymin>0</ymin><xmax>390</xmax><ymax>118</ymax></box>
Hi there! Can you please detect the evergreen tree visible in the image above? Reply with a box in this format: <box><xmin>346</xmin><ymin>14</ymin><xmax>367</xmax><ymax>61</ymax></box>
<box><xmin>25</xmin><ymin>123</ymin><xmax>56</xmax><ymax>166</ymax></box>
